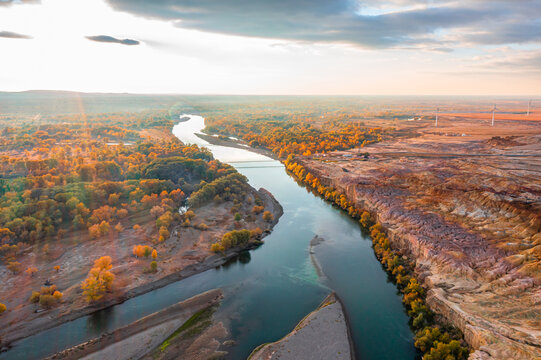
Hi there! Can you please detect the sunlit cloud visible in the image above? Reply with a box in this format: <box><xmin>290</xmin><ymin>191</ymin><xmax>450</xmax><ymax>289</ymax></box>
<box><xmin>0</xmin><ymin>0</ymin><xmax>539</xmax><ymax>95</ymax></box>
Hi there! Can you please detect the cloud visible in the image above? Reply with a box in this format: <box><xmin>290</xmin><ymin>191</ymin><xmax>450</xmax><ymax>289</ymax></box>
<box><xmin>86</xmin><ymin>35</ymin><xmax>140</xmax><ymax>45</ymax></box>
<box><xmin>0</xmin><ymin>0</ymin><xmax>40</xmax><ymax>6</ymax></box>
<box><xmin>489</xmin><ymin>51</ymin><xmax>541</xmax><ymax>72</ymax></box>
<box><xmin>105</xmin><ymin>0</ymin><xmax>541</xmax><ymax>49</ymax></box>
<box><xmin>0</xmin><ymin>30</ymin><xmax>31</xmax><ymax>39</ymax></box>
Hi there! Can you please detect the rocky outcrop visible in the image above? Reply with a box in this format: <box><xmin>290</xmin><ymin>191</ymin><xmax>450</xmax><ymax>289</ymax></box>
<box><xmin>249</xmin><ymin>293</ymin><xmax>353</xmax><ymax>360</ymax></box>
<box><xmin>299</xmin><ymin>135</ymin><xmax>541</xmax><ymax>359</ymax></box>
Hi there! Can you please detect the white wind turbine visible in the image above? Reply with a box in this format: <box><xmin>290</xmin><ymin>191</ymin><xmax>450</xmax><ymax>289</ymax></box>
<box><xmin>491</xmin><ymin>104</ymin><xmax>496</xmax><ymax>126</ymax></box>
<box><xmin>435</xmin><ymin>107</ymin><xmax>439</xmax><ymax>127</ymax></box>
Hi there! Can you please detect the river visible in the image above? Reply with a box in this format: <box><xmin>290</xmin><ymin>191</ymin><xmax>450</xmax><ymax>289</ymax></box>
<box><xmin>1</xmin><ymin>114</ymin><xmax>416</xmax><ymax>360</ymax></box>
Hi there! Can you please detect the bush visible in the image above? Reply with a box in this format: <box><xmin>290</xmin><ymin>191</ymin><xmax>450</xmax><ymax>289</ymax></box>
<box><xmin>250</xmin><ymin>227</ymin><xmax>263</xmax><ymax>238</ymax></box>
<box><xmin>221</xmin><ymin>229</ymin><xmax>251</xmax><ymax>249</ymax></box>
<box><xmin>210</xmin><ymin>243</ymin><xmax>225</xmax><ymax>253</ymax></box>
<box><xmin>252</xmin><ymin>205</ymin><xmax>264</xmax><ymax>214</ymax></box>
<box><xmin>52</xmin><ymin>291</ymin><xmax>63</xmax><ymax>301</ymax></box>
<box><xmin>0</xmin><ymin>303</ymin><xmax>6</xmax><ymax>314</ymax></box>
<box><xmin>39</xmin><ymin>294</ymin><xmax>56</xmax><ymax>308</ymax></box>
<box><xmin>423</xmin><ymin>340</ymin><xmax>468</xmax><ymax>360</ymax></box>
<box><xmin>149</xmin><ymin>261</ymin><xmax>158</xmax><ymax>272</ymax></box>
<box><xmin>29</xmin><ymin>291</ymin><xmax>40</xmax><ymax>303</ymax></box>
<box><xmin>234</xmin><ymin>213</ymin><xmax>242</xmax><ymax>221</ymax></box>
<box><xmin>262</xmin><ymin>211</ymin><xmax>274</xmax><ymax>222</ymax></box>
<box><xmin>7</xmin><ymin>261</ymin><xmax>21</xmax><ymax>273</ymax></box>
<box><xmin>197</xmin><ymin>222</ymin><xmax>209</xmax><ymax>231</ymax></box>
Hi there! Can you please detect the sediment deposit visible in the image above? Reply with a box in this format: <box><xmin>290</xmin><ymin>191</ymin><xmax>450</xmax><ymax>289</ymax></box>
<box><xmin>249</xmin><ymin>292</ymin><xmax>353</xmax><ymax>360</ymax></box>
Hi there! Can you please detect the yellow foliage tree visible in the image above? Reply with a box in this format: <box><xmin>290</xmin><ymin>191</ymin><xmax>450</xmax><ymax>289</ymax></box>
<box><xmin>81</xmin><ymin>256</ymin><xmax>115</xmax><ymax>302</ymax></box>
<box><xmin>25</xmin><ymin>267</ymin><xmax>38</xmax><ymax>277</ymax></box>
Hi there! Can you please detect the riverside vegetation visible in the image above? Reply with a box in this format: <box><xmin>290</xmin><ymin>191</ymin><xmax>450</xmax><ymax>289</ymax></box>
<box><xmin>0</xmin><ymin>110</ymin><xmax>280</xmax><ymax>349</ymax></box>
<box><xmin>284</xmin><ymin>157</ymin><xmax>469</xmax><ymax>360</ymax></box>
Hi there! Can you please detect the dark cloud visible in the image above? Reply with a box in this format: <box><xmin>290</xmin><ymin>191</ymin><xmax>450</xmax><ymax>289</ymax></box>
<box><xmin>86</xmin><ymin>35</ymin><xmax>140</xmax><ymax>46</ymax></box>
<box><xmin>0</xmin><ymin>0</ymin><xmax>40</xmax><ymax>6</ymax></box>
<box><xmin>105</xmin><ymin>0</ymin><xmax>541</xmax><ymax>48</ymax></box>
<box><xmin>0</xmin><ymin>30</ymin><xmax>31</xmax><ymax>39</ymax></box>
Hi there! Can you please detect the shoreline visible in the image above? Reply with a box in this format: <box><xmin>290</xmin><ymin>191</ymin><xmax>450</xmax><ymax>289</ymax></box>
<box><xmin>45</xmin><ymin>289</ymin><xmax>224</xmax><ymax>360</ymax></box>
<box><xmin>2</xmin><ymin>187</ymin><xmax>283</xmax><ymax>354</ymax></box>
<box><xmin>248</xmin><ymin>292</ymin><xmax>355</xmax><ymax>360</ymax></box>
<box><xmin>195</xmin><ymin>132</ymin><xmax>278</xmax><ymax>160</ymax></box>
<box><xmin>294</xmin><ymin>151</ymin><xmax>541</xmax><ymax>359</ymax></box>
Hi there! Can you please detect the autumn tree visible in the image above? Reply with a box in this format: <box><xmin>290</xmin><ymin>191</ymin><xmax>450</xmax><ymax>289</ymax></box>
<box><xmin>81</xmin><ymin>256</ymin><xmax>115</xmax><ymax>302</ymax></box>
<box><xmin>0</xmin><ymin>303</ymin><xmax>6</xmax><ymax>314</ymax></box>
<box><xmin>25</xmin><ymin>267</ymin><xmax>38</xmax><ymax>277</ymax></box>
<box><xmin>262</xmin><ymin>211</ymin><xmax>274</xmax><ymax>222</ymax></box>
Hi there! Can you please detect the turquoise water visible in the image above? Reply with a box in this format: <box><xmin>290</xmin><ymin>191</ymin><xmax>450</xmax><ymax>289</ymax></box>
<box><xmin>1</xmin><ymin>116</ymin><xmax>416</xmax><ymax>360</ymax></box>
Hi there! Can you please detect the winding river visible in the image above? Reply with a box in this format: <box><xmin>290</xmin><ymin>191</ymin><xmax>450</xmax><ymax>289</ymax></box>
<box><xmin>2</xmin><ymin>115</ymin><xmax>416</xmax><ymax>360</ymax></box>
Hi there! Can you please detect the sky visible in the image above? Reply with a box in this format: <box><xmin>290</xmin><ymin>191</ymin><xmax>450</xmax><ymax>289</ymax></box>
<box><xmin>0</xmin><ymin>0</ymin><xmax>539</xmax><ymax>95</ymax></box>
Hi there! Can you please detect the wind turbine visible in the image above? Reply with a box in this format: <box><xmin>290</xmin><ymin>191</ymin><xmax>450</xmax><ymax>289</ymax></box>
<box><xmin>527</xmin><ymin>99</ymin><xmax>532</xmax><ymax>116</ymax></box>
<box><xmin>435</xmin><ymin>107</ymin><xmax>439</xmax><ymax>127</ymax></box>
<box><xmin>491</xmin><ymin>104</ymin><xmax>496</xmax><ymax>126</ymax></box>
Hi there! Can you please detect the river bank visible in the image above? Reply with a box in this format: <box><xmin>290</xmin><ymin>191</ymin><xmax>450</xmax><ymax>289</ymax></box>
<box><xmin>249</xmin><ymin>292</ymin><xmax>353</xmax><ymax>360</ymax></box>
<box><xmin>46</xmin><ymin>289</ymin><xmax>224</xmax><ymax>360</ymax></box>
<box><xmin>294</xmin><ymin>129</ymin><xmax>541</xmax><ymax>359</ymax></box>
<box><xmin>195</xmin><ymin>133</ymin><xmax>278</xmax><ymax>160</ymax></box>
<box><xmin>1</xmin><ymin>186</ymin><xmax>283</xmax><ymax>353</ymax></box>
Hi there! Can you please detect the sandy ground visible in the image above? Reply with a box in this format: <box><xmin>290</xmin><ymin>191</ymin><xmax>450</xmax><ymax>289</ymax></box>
<box><xmin>249</xmin><ymin>292</ymin><xmax>353</xmax><ymax>360</ymax></box>
<box><xmin>0</xmin><ymin>187</ymin><xmax>283</xmax><ymax>349</ymax></box>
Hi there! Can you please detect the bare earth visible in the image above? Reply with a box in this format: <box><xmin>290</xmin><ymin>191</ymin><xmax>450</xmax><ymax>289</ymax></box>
<box><xmin>299</xmin><ymin>116</ymin><xmax>541</xmax><ymax>359</ymax></box>
<box><xmin>0</xmin><ymin>187</ymin><xmax>283</xmax><ymax>350</ymax></box>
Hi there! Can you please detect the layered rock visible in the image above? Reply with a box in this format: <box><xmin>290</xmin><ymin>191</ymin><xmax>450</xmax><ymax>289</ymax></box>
<box><xmin>299</xmin><ymin>134</ymin><xmax>541</xmax><ymax>359</ymax></box>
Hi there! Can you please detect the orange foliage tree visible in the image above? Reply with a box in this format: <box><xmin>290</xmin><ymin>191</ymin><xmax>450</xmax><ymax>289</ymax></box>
<box><xmin>81</xmin><ymin>256</ymin><xmax>115</xmax><ymax>302</ymax></box>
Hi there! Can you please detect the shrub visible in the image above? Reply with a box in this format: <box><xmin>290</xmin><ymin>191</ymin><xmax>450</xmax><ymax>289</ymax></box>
<box><xmin>149</xmin><ymin>261</ymin><xmax>158</xmax><ymax>272</ymax></box>
<box><xmin>197</xmin><ymin>222</ymin><xmax>209</xmax><ymax>231</ymax></box>
<box><xmin>220</xmin><ymin>229</ymin><xmax>251</xmax><ymax>249</ymax></box>
<box><xmin>52</xmin><ymin>291</ymin><xmax>63</xmax><ymax>301</ymax></box>
<box><xmin>250</xmin><ymin>227</ymin><xmax>263</xmax><ymax>238</ymax></box>
<box><xmin>29</xmin><ymin>291</ymin><xmax>40</xmax><ymax>303</ymax></box>
<box><xmin>210</xmin><ymin>243</ymin><xmax>225</xmax><ymax>253</ymax></box>
<box><xmin>0</xmin><ymin>303</ymin><xmax>6</xmax><ymax>314</ymax></box>
<box><xmin>262</xmin><ymin>211</ymin><xmax>274</xmax><ymax>222</ymax></box>
<box><xmin>7</xmin><ymin>261</ymin><xmax>21</xmax><ymax>273</ymax></box>
<box><xmin>114</xmin><ymin>222</ymin><xmax>124</xmax><ymax>232</ymax></box>
<box><xmin>39</xmin><ymin>294</ymin><xmax>56</xmax><ymax>308</ymax></box>
<box><xmin>423</xmin><ymin>340</ymin><xmax>468</xmax><ymax>360</ymax></box>
<box><xmin>25</xmin><ymin>267</ymin><xmax>38</xmax><ymax>276</ymax></box>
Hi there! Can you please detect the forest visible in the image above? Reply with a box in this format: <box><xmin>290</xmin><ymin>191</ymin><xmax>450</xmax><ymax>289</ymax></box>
<box><xmin>0</xmin><ymin>110</ymin><xmax>261</xmax><ymax>318</ymax></box>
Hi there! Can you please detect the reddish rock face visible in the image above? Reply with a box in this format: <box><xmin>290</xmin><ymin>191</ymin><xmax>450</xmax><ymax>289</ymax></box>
<box><xmin>300</xmin><ymin>132</ymin><xmax>541</xmax><ymax>359</ymax></box>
